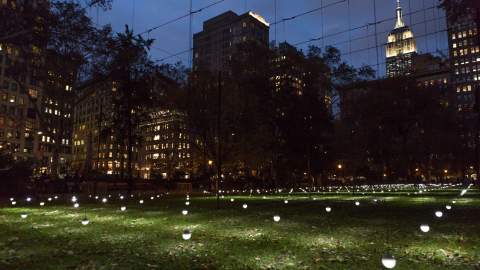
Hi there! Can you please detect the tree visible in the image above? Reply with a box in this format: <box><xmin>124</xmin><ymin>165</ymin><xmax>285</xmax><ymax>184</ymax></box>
<box><xmin>99</xmin><ymin>25</ymin><xmax>157</xmax><ymax>191</ymax></box>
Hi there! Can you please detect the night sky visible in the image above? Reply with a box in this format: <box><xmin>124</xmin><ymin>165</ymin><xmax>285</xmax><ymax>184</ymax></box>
<box><xmin>88</xmin><ymin>0</ymin><xmax>448</xmax><ymax>76</ymax></box>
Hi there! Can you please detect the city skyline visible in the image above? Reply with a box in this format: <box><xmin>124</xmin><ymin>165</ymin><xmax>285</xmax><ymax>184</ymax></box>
<box><xmin>91</xmin><ymin>0</ymin><xmax>448</xmax><ymax>76</ymax></box>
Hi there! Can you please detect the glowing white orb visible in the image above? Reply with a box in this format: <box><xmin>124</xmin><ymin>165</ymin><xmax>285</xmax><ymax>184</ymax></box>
<box><xmin>355</xmin><ymin>201</ymin><xmax>360</xmax><ymax>206</ymax></box>
<box><xmin>11</xmin><ymin>201</ymin><xmax>16</xmax><ymax>205</ymax></box>
<box><xmin>71</xmin><ymin>196</ymin><xmax>77</xmax><ymax>203</ymax></box>
<box><xmin>452</xmin><ymin>200</ymin><xmax>456</xmax><ymax>204</ymax></box>
<box><xmin>139</xmin><ymin>200</ymin><xmax>144</xmax><ymax>204</ymax></box>
<box><xmin>420</xmin><ymin>224</ymin><xmax>430</xmax><ymax>233</ymax></box>
<box><xmin>9</xmin><ymin>198</ymin><xmax>14</xmax><ymax>201</ymax></box>
<box><xmin>48</xmin><ymin>197</ymin><xmax>52</xmax><ymax>201</ymax></box>
<box><xmin>273</xmin><ymin>215</ymin><xmax>280</xmax><ymax>222</ymax></box>
<box><xmin>120</xmin><ymin>206</ymin><xmax>126</xmax><ymax>211</ymax></box>
<box><xmin>230</xmin><ymin>198</ymin><xmax>235</xmax><ymax>202</ymax></box>
<box><xmin>81</xmin><ymin>218</ymin><xmax>89</xmax><ymax>225</ymax></box>
<box><xmin>435</xmin><ymin>211</ymin><xmax>443</xmax><ymax>218</ymax></box>
<box><xmin>150</xmin><ymin>196</ymin><xmax>154</xmax><ymax>200</ymax></box>
<box><xmin>381</xmin><ymin>254</ymin><xmax>397</xmax><ymax>269</ymax></box>
<box><xmin>284</xmin><ymin>200</ymin><xmax>289</xmax><ymax>204</ymax></box>
<box><xmin>120</xmin><ymin>196</ymin><xmax>124</xmax><ymax>200</ymax></box>
<box><xmin>185</xmin><ymin>201</ymin><xmax>190</xmax><ymax>206</ymax></box>
<box><xmin>182</xmin><ymin>210</ymin><xmax>188</xmax><ymax>215</ymax></box>
<box><xmin>94</xmin><ymin>196</ymin><xmax>99</xmax><ymax>200</ymax></box>
<box><xmin>262</xmin><ymin>196</ymin><xmax>266</xmax><ymax>199</ymax></box>
<box><xmin>74</xmin><ymin>203</ymin><xmax>80</xmax><ymax>208</ymax></box>
<box><xmin>26</xmin><ymin>197</ymin><xmax>31</xmax><ymax>202</ymax></box>
<box><xmin>20</xmin><ymin>214</ymin><xmax>28</xmax><ymax>219</ymax></box>
<box><xmin>242</xmin><ymin>204</ymin><xmax>248</xmax><ymax>209</ymax></box>
<box><xmin>325</xmin><ymin>206</ymin><xmax>332</xmax><ymax>213</ymax></box>
<box><xmin>102</xmin><ymin>198</ymin><xmax>107</xmax><ymax>203</ymax></box>
<box><xmin>445</xmin><ymin>205</ymin><xmax>452</xmax><ymax>210</ymax></box>
<box><xmin>54</xmin><ymin>196</ymin><xmax>58</xmax><ymax>199</ymax></box>
<box><xmin>39</xmin><ymin>202</ymin><xmax>45</xmax><ymax>206</ymax></box>
<box><xmin>182</xmin><ymin>229</ymin><xmax>192</xmax><ymax>240</ymax></box>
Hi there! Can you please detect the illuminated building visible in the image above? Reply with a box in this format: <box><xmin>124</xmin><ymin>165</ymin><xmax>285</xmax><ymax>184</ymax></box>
<box><xmin>72</xmin><ymin>81</ymin><xmax>139</xmax><ymax>176</ymax></box>
<box><xmin>193</xmin><ymin>11</ymin><xmax>269</xmax><ymax>72</ymax></box>
<box><xmin>386</xmin><ymin>0</ymin><xmax>417</xmax><ymax>77</ymax></box>
<box><xmin>0</xmin><ymin>1</ymin><xmax>74</xmax><ymax>175</ymax></box>
<box><xmin>447</xmin><ymin>6</ymin><xmax>480</xmax><ymax>111</ymax></box>
<box><xmin>139</xmin><ymin>110</ymin><xmax>193</xmax><ymax>180</ymax></box>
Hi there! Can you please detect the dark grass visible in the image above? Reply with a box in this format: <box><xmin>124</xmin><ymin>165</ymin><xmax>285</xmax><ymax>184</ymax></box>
<box><xmin>0</xmin><ymin>189</ymin><xmax>479</xmax><ymax>270</ymax></box>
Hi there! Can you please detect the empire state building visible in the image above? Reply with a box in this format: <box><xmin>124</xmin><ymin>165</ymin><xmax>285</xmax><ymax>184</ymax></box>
<box><xmin>386</xmin><ymin>0</ymin><xmax>417</xmax><ymax>77</ymax></box>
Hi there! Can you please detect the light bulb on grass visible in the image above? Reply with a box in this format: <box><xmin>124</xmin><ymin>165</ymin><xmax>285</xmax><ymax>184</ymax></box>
<box><xmin>81</xmin><ymin>218</ymin><xmax>89</xmax><ymax>225</ymax></box>
<box><xmin>182</xmin><ymin>229</ymin><xmax>191</xmax><ymax>240</ymax></box>
<box><xmin>420</xmin><ymin>224</ymin><xmax>430</xmax><ymax>233</ymax></box>
<box><xmin>381</xmin><ymin>254</ymin><xmax>397</xmax><ymax>269</ymax></box>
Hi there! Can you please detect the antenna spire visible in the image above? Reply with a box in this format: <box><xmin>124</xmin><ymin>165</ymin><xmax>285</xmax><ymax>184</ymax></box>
<box><xmin>395</xmin><ymin>0</ymin><xmax>405</xmax><ymax>28</ymax></box>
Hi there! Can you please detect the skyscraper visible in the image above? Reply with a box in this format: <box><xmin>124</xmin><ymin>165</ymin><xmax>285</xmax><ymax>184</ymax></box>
<box><xmin>447</xmin><ymin>6</ymin><xmax>479</xmax><ymax>111</ymax></box>
<box><xmin>192</xmin><ymin>11</ymin><xmax>269</xmax><ymax>72</ymax></box>
<box><xmin>386</xmin><ymin>0</ymin><xmax>417</xmax><ymax>77</ymax></box>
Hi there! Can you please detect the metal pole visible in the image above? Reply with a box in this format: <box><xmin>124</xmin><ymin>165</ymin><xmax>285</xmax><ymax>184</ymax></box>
<box><xmin>216</xmin><ymin>71</ymin><xmax>222</xmax><ymax>209</ymax></box>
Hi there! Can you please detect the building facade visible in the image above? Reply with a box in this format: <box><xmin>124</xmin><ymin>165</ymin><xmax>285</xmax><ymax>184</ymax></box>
<box><xmin>193</xmin><ymin>11</ymin><xmax>269</xmax><ymax>72</ymax></box>
<box><xmin>72</xmin><ymin>81</ymin><xmax>140</xmax><ymax>177</ymax></box>
<box><xmin>139</xmin><ymin>110</ymin><xmax>194</xmax><ymax>180</ymax></box>
<box><xmin>447</xmin><ymin>6</ymin><xmax>480</xmax><ymax>111</ymax></box>
<box><xmin>386</xmin><ymin>0</ymin><xmax>417</xmax><ymax>78</ymax></box>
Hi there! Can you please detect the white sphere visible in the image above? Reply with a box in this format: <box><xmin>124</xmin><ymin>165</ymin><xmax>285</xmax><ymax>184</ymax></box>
<box><xmin>230</xmin><ymin>198</ymin><xmax>235</xmax><ymax>202</ymax></box>
<box><xmin>420</xmin><ymin>224</ymin><xmax>430</xmax><ymax>233</ymax></box>
<box><xmin>185</xmin><ymin>201</ymin><xmax>190</xmax><ymax>206</ymax></box>
<box><xmin>11</xmin><ymin>201</ymin><xmax>16</xmax><ymax>205</ymax></box>
<box><xmin>435</xmin><ymin>211</ymin><xmax>443</xmax><ymax>218</ymax></box>
<box><xmin>26</xmin><ymin>197</ymin><xmax>31</xmax><ymax>202</ymax></box>
<box><xmin>325</xmin><ymin>206</ymin><xmax>332</xmax><ymax>213</ymax></box>
<box><xmin>381</xmin><ymin>254</ymin><xmax>397</xmax><ymax>269</ymax></box>
<box><xmin>445</xmin><ymin>205</ymin><xmax>452</xmax><ymax>210</ymax></box>
<box><xmin>74</xmin><ymin>203</ymin><xmax>80</xmax><ymax>208</ymax></box>
<box><xmin>139</xmin><ymin>200</ymin><xmax>144</xmax><ymax>204</ymax></box>
<box><xmin>452</xmin><ymin>200</ymin><xmax>456</xmax><ymax>204</ymax></box>
<box><xmin>120</xmin><ymin>196</ymin><xmax>124</xmax><ymax>200</ymax></box>
<box><xmin>284</xmin><ymin>200</ymin><xmax>289</xmax><ymax>204</ymax></box>
<box><xmin>71</xmin><ymin>196</ymin><xmax>77</xmax><ymax>203</ymax></box>
<box><xmin>273</xmin><ymin>215</ymin><xmax>280</xmax><ymax>222</ymax></box>
<box><xmin>102</xmin><ymin>198</ymin><xmax>107</xmax><ymax>203</ymax></box>
<box><xmin>9</xmin><ymin>197</ymin><xmax>14</xmax><ymax>201</ymax></box>
<box><xmin>242</xmin><ymin>204</ymin><xmax>248</xmax><ymax>209</ymax></box>
<box><xmin>20</xmin><ymin>214</ymin><xmax>28</xmax><ymax>219</ymax></box>
<box><xmin>182</xmin><ymin>210</ymin><xmax>188</xmax><ymax>215</ymax></box>
<box><xmin>355</xmin><ymin>201</ymin><xmax>360</xmax><ymax>206</ymax></box>
<box><xmin>150</xmin><ymin>196</ymin><xmax>154</xmax><ymax>200</ymax></box>
<box><xmin>81</xmin><ymin>218</ymin><xmax>89</xmax><ymax>226</ymax></box>
<box><xmin>182</xmin><ymin>229</ymin><xmax>191</xmax><ymax>240</ymax></box>
<box><xmin>120</xmin><ymin>206</ymin><xmax>126</xmax><ymax>211</ymax></box>
<box><xmin>48</xmin><ymin>197</ymin><xmax>52</xmax><ymax>201</ymax></box>
<box><xmin>39</xmin><ymin>202</ymin><xmax>45</xmax><ymax>206</ymax></box>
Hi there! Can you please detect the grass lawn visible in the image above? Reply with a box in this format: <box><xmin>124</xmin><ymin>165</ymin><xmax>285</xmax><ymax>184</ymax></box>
<box><xmin>0</xmin><ymin>188</ymin><xmax>479</xmax><ymax>270</ymax></box>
